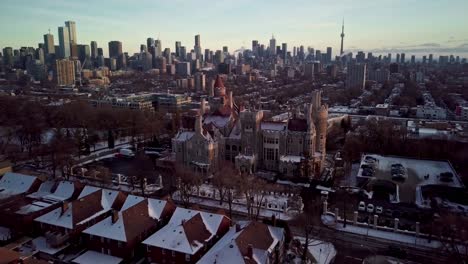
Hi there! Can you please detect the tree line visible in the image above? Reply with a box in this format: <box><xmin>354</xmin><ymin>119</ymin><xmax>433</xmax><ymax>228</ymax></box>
<box><xmin>0</xmin><ymin>95</ymin><xmax>164</xmax><ymax>178</ymax></box>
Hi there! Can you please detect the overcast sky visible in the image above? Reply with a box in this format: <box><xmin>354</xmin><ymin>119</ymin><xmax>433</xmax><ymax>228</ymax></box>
<box><xmin>1</xmin><ymin>0</ymin><xmax>468</xmax><ymax>57</ymax></box>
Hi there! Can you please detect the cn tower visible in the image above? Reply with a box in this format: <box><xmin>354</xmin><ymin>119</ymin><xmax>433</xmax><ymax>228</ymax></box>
<box><xmin>340</xmin><ymin>19</ymin><xmax>345</xmax><ymax>55</ymax></box>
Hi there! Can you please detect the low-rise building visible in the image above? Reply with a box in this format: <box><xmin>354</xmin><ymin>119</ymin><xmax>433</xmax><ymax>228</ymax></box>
<box><xmin>197</xmin><ymin>221</ymin><xmax>286</xmax><ymax>264</ymax></box>
<box><xmin>81</xmin><ymin>195</ymin><xmax>176</xmax><ymax>261</ymax></box>
<box><xmin>143</xmin><ymin>207</ymin><xmax>231</xmax><ymax>264</ymax></box>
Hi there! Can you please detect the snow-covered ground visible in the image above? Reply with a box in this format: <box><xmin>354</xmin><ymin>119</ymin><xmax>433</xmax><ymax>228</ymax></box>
<box><xmin>72</xmin><ymin>250</ymin><xmax>123</xmax><ymax>264</ymax></box>
<box><xmin>357</xmin><ymin>154</ymin><xmax>463</xmax><ymax>204</ymax></box>
<box><xmin>173</xmin><ymin>183</ymin><xmax>303</xmax><ymax>220</ymax></box>
<box><xmin>290</xmin><ymin>236</ymin><xmax>337</xmax><ymax>264</ymax></box>
<box><xmin>334</xmin><ymin>223</ymin><xmax>443</xmax><ymax>249</ymax></box>
<box><xmin>172</xmin><ymin>192</ymin><xmax>295</xmax><ymax>220</ymax></box>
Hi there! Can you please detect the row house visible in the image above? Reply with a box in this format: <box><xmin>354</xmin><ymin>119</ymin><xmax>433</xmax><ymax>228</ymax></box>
<box><xmin>34</xmin><ymin>186</ymin><xmax>125</xmax><ymax>250</ymax></box>
<box><xmin>0</xmin><ymin>180</ymin><xmax>81</xmax><ymax>237</ymax></box>
<box><xmin>143</xmin><ymin>208</ymin><xmax>231</xmax><ymax>264</ymax></box>
<box><xmin>197</xmin><ymin>221</ymin><xmax>286</xmax><ymax>264</ymax></box>
<box><xmin>80</xmin><ymin>195</ymin><xmax>176</xmax><ymax>261</ymax></box>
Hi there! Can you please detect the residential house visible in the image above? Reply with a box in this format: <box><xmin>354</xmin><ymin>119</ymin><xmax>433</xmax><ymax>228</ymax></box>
<box><xmin>81</xmin><ymin>195</ymin><xmax>176</xmax><ymax>261</ymax></box>
<box><xmin>197</xmin><ymin>221</ymin><xmax>286</xmax><ymax>264</ymax></box>
<box><xmin>143</xmin><ymin>208</ymin><xmax>231</xmax><ymax>264</ymax></box>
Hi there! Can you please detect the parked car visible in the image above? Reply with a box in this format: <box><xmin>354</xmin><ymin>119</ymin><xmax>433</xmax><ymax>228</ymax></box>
<box><xmin>358</xmin><ymin>201</ymin><xmax>366</xmax><ymax>211</ymax></box>
<box><xmin>118</xmin><ymin>148</ymin><xmax>135</xmax><ymax>158</ymax></box>
<box><xmin>376</xmin><ymin>206</ymin><xmax>383</xmax><ymax>214</ymax></box>
<box><xmin>367</xmin><ymin>204</ymin><xmax>375</xmax><ymax>213</ymax></box>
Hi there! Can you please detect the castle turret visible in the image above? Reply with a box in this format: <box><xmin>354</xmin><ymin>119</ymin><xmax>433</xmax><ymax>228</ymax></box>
<box><xmin>200</xmin><ymin>98</ymin><xmax>206</xmax><ymax>115</ymax></box>
<box><xmin>311</xmin><ymin>90</ymin><xmax>328</xmax><ymax>161</ymax></box>
<box><xmin>195</xmin><ymin>114</ymin><xmax>203</xmax><ymax>134</ymax></box>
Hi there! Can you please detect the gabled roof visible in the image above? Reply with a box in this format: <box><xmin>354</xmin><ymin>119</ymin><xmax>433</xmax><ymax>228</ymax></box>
<box><xmin>41</xmin><ymin>181</ymin><xmax>76</xmax><ymax>202</ymax></box>
<box><xmin>0</xmin><ymin>172</ymin><xmax>38</xmax><ymax>200</ymax></box>
<box><xmin>78</xmin><ymin>186</ymin><xmax>122</xmax><ymax>210</ymax></box>
<box><xmin>174</xmin><ymin>131</ymin><xmax>195</xmax><ymax>142</ymax></box>
<box><xmin>35</xmin><ymin>190</ymin><xmax>104</xmax><ymax>229</ymax></box>
<box><xmin>83</xmin><ymin>196</ymin><xmax>167</xmax><ymax>242</ymax></box>
<box><xmin>142</xmin><ymin>208</ymin><xmax>227</xmax><ymax>254</ymax></box>
<box><xmin>197</xmin><ymin>221</ymin><xmax>285</xmax><ymax>264</ymax></box>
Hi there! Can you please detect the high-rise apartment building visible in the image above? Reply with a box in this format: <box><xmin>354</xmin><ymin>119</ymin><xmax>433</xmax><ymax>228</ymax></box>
<box><xmin>108</xmin><ymin>41</ymin><xmax>123</xmax><ymax>58</ymax></box>
<box><xmin>175</xmin><ymin>41</ymin><xmax>181</xmax><ymax>57</ymax></box>
<box><xmin>55</xmin><ymin>59</ymin><xmax>75</xmax><ymax>86</ymax></box>
<box><xmin>269</xmin><ymin>35</ymin><xmax>276</xmax><ymax>55</ymax></box>
<box><xmin>147</xmin><ymin>37</ymin><xmax>155</xmax><ymax>48</ymax></box>
<box><xmin>326</xmin><ymin>47</ymin><xmax>332</xmax><ymax>63</ymax></box>
<box><xmin>65</xmin><ymin>21</ymin><xmax>77</xmax><ymax>45</ymax></box>
<box><xmin>346</xmin><ymin>63</ymin><xmax>367</xmax><ymax>89</ymax></box>
<box><xmin>43</xmin><ymin>33</ymin><xmax>55</xmax><ymax>55</ymax></box>
<box><xmin>90</xmin><ymin>41</ymin><xmax>98</xmax><ymax>59</ymax></box>
<box><xmin>58</xmin><ymin>27</ymin><xmax>70</xmax><ymax>59</ymax></box>
<box><xmin>2</xmin><ymin>47</ymin><xmax>13</xmax><ymax>66</ymax></box>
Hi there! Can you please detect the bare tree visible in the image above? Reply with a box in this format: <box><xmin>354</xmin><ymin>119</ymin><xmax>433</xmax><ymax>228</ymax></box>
<box><xmin>212</xmin><ymin>161</ymin><xmax>239</xmax><ymax>218</ymax></box>
<box><xmin>289</xmin><ymin>199</ymin><xmax>323</xmax><ymax>263</ymax></box>
<box><xmin>176</xmin><ymin>165</ymin><xmax>202</xmax><ymax>208</ymax></box>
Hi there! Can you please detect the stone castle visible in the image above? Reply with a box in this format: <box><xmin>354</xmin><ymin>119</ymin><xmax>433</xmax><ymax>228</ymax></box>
<box><xmin>172</xmin><ymin>75</ymin><xmax>328</xmax><ymax>179</ymax></box>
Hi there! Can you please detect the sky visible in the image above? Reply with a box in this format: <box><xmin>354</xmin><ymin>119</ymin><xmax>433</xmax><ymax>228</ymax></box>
<box><xmin>1</xmin><ymin>0</ymin><xmax>468</xmax><ymax>58</ymax></box>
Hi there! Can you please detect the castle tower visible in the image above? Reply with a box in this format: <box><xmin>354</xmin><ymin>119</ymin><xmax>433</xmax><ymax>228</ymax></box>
<box><xmin>195</xmin><ymin>114</ymin><xmax>203</xmax><ymax>134</ymax></box>
<box><xmin>240</xmin><ymin>110</ymin><xmax>263</xmax><ymax>155</ymax></box>
<box><xmin>305</xmin><ymin>103</ymin><xmax>316</xmax><ymax>156</ymax></box>
<box><xmin>311</xmin><ymin>90</ymin><xmax>328</xmax><ymax>160</ymax></box>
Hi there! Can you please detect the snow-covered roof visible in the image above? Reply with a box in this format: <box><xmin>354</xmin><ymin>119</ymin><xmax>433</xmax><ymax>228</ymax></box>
<box><xmin>78</xmin><ymin>186</ymin><xmax>120</xmax><ymax>210</ymax></box>
<box><xmin>27</xmin><ymin>181</ymin><xmax>55</xmax><ymax>199</ymax></box>
<box><xmin>204</xmin><ymin>115</ymin><xmax>231</xmax><ymax>129</ymax></box>
<box><xmin>148</xmin><ymin>198</ymin><xmax>169</xmax><ymax>220</ymax></box>
<box><xmin>174</xmin><ymin>131</ymin><xmax>195</xmax><ymax>142</ymax></box>
<box><xmin>72</xmin><ymin>250</ymin><xmax>123</xmax><ymax>264</ymax></box>
<box><xmin>228</xmin><ymin>120</ymin><xmax>242</xmax><ymax>139</ymax></box>
<box><xmin>0</xmin><ymin>172</ymin><xmax>38</xmax><ymax>199</ymax></box>
<box><xmin>197</xmin><ymin>221</ymin><xmax>284</xmax><ymax>264</ymax></box>
<box><xmin>261</xmin><ymin>122</ymin><xmax>286</xmax><ymax>131</ymax></box>
<box><xmin>34</xmin><ymin>204</ymin><xmax>74</xmax><ymax>229</ymax></box>
<box><xmin>35</xmin><ymin>189</ymin><xmax>109</xmax><ymax>229</ymax></box>
<box><xmin>83</xmin><ymin>196</ymin><xmax>167</xmax><ymax>242</ymax></box>
<box><xmin>82</xmin><ymin>211</ymin><xmax>127</xmax><ymax>242</ymax></box>
<box><xmin>143</xmin><ymin>208</ymin><xmax>226</xmax><ymax>254</ymax></box>
<box><xmin>121</xmin><ymin>195</ymin><xmax>145</xmax><ymax>211</ymax></box>
<box><xmin>279</xmin><ymin>155</ymin><xmax>302</xmax><ymax>163</ymax></box>
<box><xmin>42</xmin><ymin>181</ymin><xmax>76</xmax><ymax>202</ymax></box>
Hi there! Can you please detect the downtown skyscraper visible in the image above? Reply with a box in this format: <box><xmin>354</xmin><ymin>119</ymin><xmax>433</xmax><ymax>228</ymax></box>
<box><xmin>43</xmin><ymin>33</ymin><xmax>55</xmax><ymax>55</ymax></box>
<box><xmin>58</xmin><ymin>26</ymin><xmax>70</xmax><ymax>59</ymax></box>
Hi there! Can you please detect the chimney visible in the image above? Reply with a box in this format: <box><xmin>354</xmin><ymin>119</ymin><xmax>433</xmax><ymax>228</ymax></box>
<box><xmin>181</xmin><ymin>219</ymin><xmax>186</xmax><ymax>225</ymax></box>
<box><xmin>235</xmin><ymin>223</ymin><xmax>241</xmax><ymax>232</ymax></box>
<box><xmin>247</xmin><ymin>244</ymin><xmax>253</xmax><ymax>259</ymax></box>
<box><xmin>271</xmin><ymin>214</ymin><xmax>277</xmax><ymax>227</ymax></box>
<box><xmin>60</xmin><ymin>201</ymin><xmax>69</xmax><ymax>216</ymax></box>
<box><xmin>111</xmin><ymin>210</ymin><xmax>119</xmax><ymax>224</ymax></box>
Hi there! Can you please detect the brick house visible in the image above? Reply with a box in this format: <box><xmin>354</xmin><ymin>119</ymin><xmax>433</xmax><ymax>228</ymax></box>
<box><xmin>142</xmin><ymin>208</ymin><xmax>231</xmax><ymax>264</ymax></box>
<box><xmin>81</xmin><ymin>195</ymin><xmax>176</xmax><ymax>260</ymax></box>
<box><xmin>34</xmin><ymin>187</ymin><xmax>125</xmax><ymax>248</ymax></box>
<box><xmin>197</xmin><ymin>221</ymin><xmax>286</xmax><ymax>264</ymax></box>
<box><xmin>0</xmin><ymin>180</ymin><xmax>82</xmax><ymax>237</ymax></box>
<box><xmin>0</xmin><ymin>172</ymin><xmax>41</xmax><ymax>202</ymax></box>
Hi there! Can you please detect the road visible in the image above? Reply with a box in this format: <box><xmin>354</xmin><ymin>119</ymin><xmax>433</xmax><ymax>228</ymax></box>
<box><xmin>289</xmin><ymin>225</ymin><xmax>452</xmax><ymax>264</ymax></box>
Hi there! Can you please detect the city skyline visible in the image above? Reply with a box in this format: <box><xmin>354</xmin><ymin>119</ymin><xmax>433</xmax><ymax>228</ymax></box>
<box><xmin>1</xmin><ymin>0</ymin><xmax>468</xmax><ymax>57</ymax></box>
